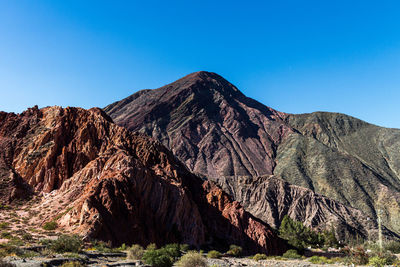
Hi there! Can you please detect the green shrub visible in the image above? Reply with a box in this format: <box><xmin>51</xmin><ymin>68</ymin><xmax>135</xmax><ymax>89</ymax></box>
<box><xmin>21</xmin><ymin>232</ymin><xmax>33</xmax><ymax>241</ymax></box>
<box><xmin>0</xmin><ymin>232</ymin><xmax>12</xmax><ymax>239</ymax></box>
<box><xmin>20</xmin><ymin>250</ymin><xmax>39</xmax><ymax>259</ymax></box>
<box><xmin>175</xmin><ymin>251</ymin><xmax>207</xmax><ymax>267</ymax></box>
<box><xmin>127</xmin><ymin>244</ymin><xmax>144</xmax><ymax>260</ymax></box>
<box><xmin>384</xmin><ymin>241</ymin><xmax>400</xmax><ymax>254</ymax></box>
<box><xmin>369</xmin><ymin>256</ymin><xmax>388</xmax><ymax>267</ymax></box>
<box><xmin>180</xmin><ymin>244</ymin><xmax>190</xmax><ymax>252</ymax></box>
<box><xmin>0</xmin><ymin>222</ymin><xmax>9</xmax><ymax>230</ymax></box>
<box><xmin>282</xmin><ymin>249</ymin><xmax>301</xmax><ymax>259</ymax></box>
<box><xmin>141</xmin><ymin>243</ymin><xmax>188</xmax><ymax>267</ymax></box>
<box><xmin>43</xmin><ymin>221</ymin><xmax>58</xmax><ymax>231</ymax></box>
<box><xmin>368</xmin><ymin>251</ymin><xmax>397</xmax><ymax>266</ymax></box>
<box><xmin>322</xmin><ymin>227</ymin><xmax>340</xmax><ymax>248</ymax></box>
<box><xmin>39</xmin><ymin>238</ymin><xmax>54</xmax><ymax>247</ymax></box>
<box><xmin>60</xmin><ymin>261</ymin><xmax>86</xmax><ymax>267</ymax></box>
<box><xmin>0</xmin><ymin>243</ymin><xmax>22</xmax><ymax>258</ymax></box>
<box><xmin>226</xmin><ymin>245</ymin><xmax>242</xmax><ymax>257</ymax></box>
<box><xmin>89</xmin><ymin>240</ymin><xmax>118</xmax><ymax>252</ymax></box>
<box><xmin>146</xmin><ymin>243</ymin><xmax>157</xmax><ymax>250</ymax></box>
<box><xmin>308</xmin><ymin>255</ymin><xmax>328</xmax><ymax>264</ymax></box>
<box><xmin>142</xmin><ymin>249</ymin><xmax>173</xmax><ymax>267</ymax></box>
<box><xmin>118</xmin><ymin>243</ymin><xmax>127</xmax><ymax>251</ymax></box>
<box><xmin>325</xmin><ymin>257</ymin><xmax>344</xmax><ymax>264</ymax></box>
<box><xmin>207</xmin><ymin>250</ymin><xmax>222</xmax><ymax>259</ymax></box>
<box><xmin>162</xmin><ymin>243</ymin><xmax>182</xmax><ymax>259</ymax></box>
<box><xmin>252</xmin><ymin>253</ymin><xmax>268</xmax><ymax>261</ymax></box>
<box><xmin>51</xmin><ymin>235</ymin><xmax>82</xmax><ymax>253</ymax></box>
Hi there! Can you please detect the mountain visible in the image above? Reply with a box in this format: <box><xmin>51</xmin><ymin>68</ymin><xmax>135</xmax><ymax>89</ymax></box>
<box><xmin>105</xmin><ymin>71</ymin><xmax>400</xmax><ymax>240</ymax></box>
<box><xmin>0</xmin><ymin>106</ymin><xmax>287</xmax><ymax>255</ymax></box>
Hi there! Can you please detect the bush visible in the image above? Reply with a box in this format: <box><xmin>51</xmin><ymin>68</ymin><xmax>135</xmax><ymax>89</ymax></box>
<box><xmin>142</xmin><ymin>249</ymin><xmax>173</xmax><ymax>267</ymax></box>
<box><xmin>127</xmin><ymin>244</ymin><xmax>144</xmax><ymax>260</ymax></box>
<box><xmin>51</xmin><ymin>235</ymin><xmax>82</xmax><ymax>253</ymax></box>
<box><xmin>146</xmin><ymin>243</ymin><xmax>157</xmax><ymax>250</ymax></box>
<box><xmin>325</xmin><ymin>257</ymin><xmax>344</xmax><ymax>264</ymax></box>
<box><xmin>368</xmin><ymin>251</ymin><xmax>397</xmax><ymax>266</ymax></box>
<box><xmin>39</xmin><ymin>238</ymin><xmax>54</xmax><ymax>246</ymax></box>
<box><xmin>0</xmin><ymin>223</ymin><xmax>9</xmax><ymax>230</ymax></box>
<box><xmin>384</xmin><ymin>241</ymin><xmax>400</xmax><ymax>254</ymax></box>
<box><xmin>226</xmin><ymin>245</ymin><xmax>242</xmax><ymax>257</ymax></box>
<box><xmin>252</xmin><ymin>253</ymin><xmax>268</xmax><ymax>261</ymax></box>
<box><xmin>141</xmin><ymin>243</ymin><xmax>191</xmax><ymax>267</ymax></box>
<box><xmin>369</xmin><ymin>256</ymin><xmax>389</xmax><ymax>267</ymax></box>
<box><xmin>282</xmin><ymin>249</ymin><xmax>302</xmax><ymax>259</ymax></box>
<box><xmin>162</xmin><ymin>243</ymin><xmax>182</xmax><ymax>259</ymax></box>
<box><xmin>175</xmin><ymin>251</ymin><xmax>207</xmax><ymax>267</ymax></box>
<box><xmin>207</xmin><ymin>250</ymin><xmax>222</xmax><ymax>259</ymax></box>
<box><xmin>60</xmin><ymin>261</ymin><xmax>85</xmax><ymax>267</ymax></box>
<box><xmin>43</xmin><ymin>221</ymin><xmax>58</xmax><ymax>231</ymax></box>
<box><xmin>0</xmin><ymin>244</ymin><xmax>22</xmax><ymax>258</ymax></box>
<box><xmin>21</xmin><ymin>232</ymin><xmax>33</xmax><ymax>241</ymax></box>
<box><xmin>322</xmin><ymin>228</ymin><xmax>340</xmax><ymax>248</ymax></box>
<box><xmin>180</xmin><ymin>244</ymin><xmax>190</xmax><ymax>252</ymax></box>
<box><xmin>308</xmin><ymin>255</ymin><xmax>328</xmax><ymax>264</ymax></box>
<box><xmin>88</xmin><ymin>240</ymin><xmax>119</xmax><ymax>253</ymax></box>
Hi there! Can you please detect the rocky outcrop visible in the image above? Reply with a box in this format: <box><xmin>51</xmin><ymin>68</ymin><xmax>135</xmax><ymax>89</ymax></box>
<box><xmin>105</xmin><ymin>71</ymin><xmax>400</xmax><ymax>240</ymax></box>
<box><xmin>212</xmin><ymin>175</ymin><xmax>398</xmax><ymax>242</ymax></box>
<box><xmin>0</xmin><ymin>106</ymin><xmax>287</xmax><ymax>255</ymax></box>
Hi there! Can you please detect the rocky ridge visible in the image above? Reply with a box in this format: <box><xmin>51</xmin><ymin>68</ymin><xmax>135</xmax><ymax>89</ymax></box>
<box><xmin>0</xmin><ymin>105</ymin><xmax>286</xmax><ymax>254</ymax></box>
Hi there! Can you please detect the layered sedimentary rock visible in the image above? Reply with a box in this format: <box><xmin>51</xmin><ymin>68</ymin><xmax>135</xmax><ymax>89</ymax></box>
<box><xmin>105</xmin><ymin>71</ymin><xmax>293</xmax><ymax>178</ymax></box>
<box><xmin>0</xmin><ymin>106</ymin><xmax>286</xmax><ymax>254</ymax></box>
<box><xmin>212</xmin><ymin>175</ymin><xmax>397</xmax><ymax>242</ymax></box>
<box><xmin>105</xmin><ymin>71</ymin><xmax>400</xmax><ymax>239</ymax></box>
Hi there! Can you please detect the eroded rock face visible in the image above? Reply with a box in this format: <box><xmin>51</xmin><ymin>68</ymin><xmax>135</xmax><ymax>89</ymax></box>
<box><xmin>105</xmin><ymin>71</ymin><xmax>293</xmax><ymax>179</ymax></box>
<box><xmin>212</xmin><ymin>175</ymin><xmax>398</xmax><ymax>242</ymax></box>
<box><xmin>104</xmin><ymin>71</ymin><xmax>400</xmax><ymax>239</ymax></box>
<box><xmin>0</xmin><ymin>106</ymin><xmax>286</xmax><ymax>254</ymax></box>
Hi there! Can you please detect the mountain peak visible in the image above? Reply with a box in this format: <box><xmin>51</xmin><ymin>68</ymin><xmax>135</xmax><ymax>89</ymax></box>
<box><xmin>180</xmin><ymin>71</ymin><xmax>224</xmax><ymax>81</ymax></box>
<box><xmin>163</xmin><ymin>71</ymin><xmax>241</xmax><ymax>97</ymax></box>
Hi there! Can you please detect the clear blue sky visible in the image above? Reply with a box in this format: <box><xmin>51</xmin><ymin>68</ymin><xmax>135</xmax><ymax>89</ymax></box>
<box><xmin>1</xmin><ymin>1</ymin><xmax>399</xmax><ymax>128</ymax></box>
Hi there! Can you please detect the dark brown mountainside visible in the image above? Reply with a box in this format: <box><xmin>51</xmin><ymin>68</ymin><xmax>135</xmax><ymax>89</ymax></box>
<box><xmin>0</xmin><ymin>106</ymin><xmax>287</xmax><ymax>255</ymax></box>
<box><xmin>105</xmin><ymin>71</ymin><xmax>293</xmax><ymax>178</ymax></box>
<box><xmin>105</xmin><ymin>71</ymin><xmax>400</xmax><ymax>240</ymax></box>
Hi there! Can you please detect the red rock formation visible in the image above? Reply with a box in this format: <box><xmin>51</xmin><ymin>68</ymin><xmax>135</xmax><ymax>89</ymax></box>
<box><xmin>0</xmin><ymin>106</ymin><xmax>287</xmax><ymax>255</ymax></box>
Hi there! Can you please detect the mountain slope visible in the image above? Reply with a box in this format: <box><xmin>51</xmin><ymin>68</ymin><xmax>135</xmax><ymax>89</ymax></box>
<box><xmin>106</xmin><ymin>71</ymin><xmax>293</xmax><ymax>178</ymax></box>
<box><xmin>277</xmin><ymin>112</ymin><xmax>400</xmax><ymax>235</ymax></box>
<box><xmin>212</xmin><ymin>175</ymin><xmax>396</xmax><ymax>242</ymax></box>
<box><xmin>0</xmin><ymin>106</ymin><xmax>287</xmax><ymax>254</ymax></box>
<box><xmin>105</xmin><ymin>71</ymin><xmax>400</xmax><ymax>239</ymax></box>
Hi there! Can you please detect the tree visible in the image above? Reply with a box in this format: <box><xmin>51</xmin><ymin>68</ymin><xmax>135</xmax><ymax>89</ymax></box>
<box><xmin>279</xmin><ymin>215</ymin><xmax>325</xmax><ymax>250</ymax></box>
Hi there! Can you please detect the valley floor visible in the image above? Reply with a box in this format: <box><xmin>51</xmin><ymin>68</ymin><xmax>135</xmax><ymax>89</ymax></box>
<box><xmin>207</xmin><ymin>257</ymin><xmax>348</xmax><ymax>267</ymax></box>
<box><xmin>3</xmin><ymin>253</ymin><xmax>355</xmax><ymax>267</ymax></box>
